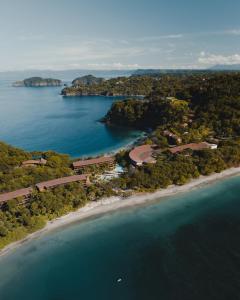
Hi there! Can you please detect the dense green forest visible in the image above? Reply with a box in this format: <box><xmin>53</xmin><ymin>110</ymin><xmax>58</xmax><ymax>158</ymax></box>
<box><xmin>0</xmin><ymin>143</ymin><xmax>114</xmax><ymax>248</ymax></box>
<box><xmin>113</xmin><ymin>139</ymin><xmax>240</xmax><ymax>190</ymax></box>
<box><xmin>104</xmin><ymin>73</ymin><xmax>240</xmax><ymax>138</ymax></box>
<box><xmin>13</xmin><ymin>77</ymin><xmax>62</xmax><ymax>87</ymax></box>
<box><xmin>1</xmin><ymin>72</ymin><xmax>240</xmax><ymax>249</ymax></box>
<box><xmin>61</xmin><ymin>75</ymin><xmax>155</xmax><ymax>96</ymax></box>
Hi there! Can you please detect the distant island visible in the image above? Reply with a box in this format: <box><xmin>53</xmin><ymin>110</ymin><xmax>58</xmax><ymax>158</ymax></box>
<box><xmin>13</xmin><ymin>77</ymin><xmax>62</xmax><ymax>87</ymax></box>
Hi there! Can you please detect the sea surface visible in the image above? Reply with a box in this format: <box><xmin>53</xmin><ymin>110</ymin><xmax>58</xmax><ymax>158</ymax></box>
<box><xmin>0</xmin><ymin>78</ymin><xmax>141</xmax><ymax>157</ymax></box>
<box><xmin>0</xmin><ymin>175</ymin><xmax>240</xmax><ymax>300</ymax></box>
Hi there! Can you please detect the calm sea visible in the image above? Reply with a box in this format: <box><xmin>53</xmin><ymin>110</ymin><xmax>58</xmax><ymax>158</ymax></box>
<box><xmin>0</xmin><ymin>175</ymin><xmax>240</xmax><ymax>300</ymax></box>
<box><xmin>0</xmin><ymin>78</ymin><xmax>141</xmax><ymax>157</ymax></box>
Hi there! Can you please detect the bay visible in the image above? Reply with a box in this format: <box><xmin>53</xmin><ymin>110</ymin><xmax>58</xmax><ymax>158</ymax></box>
<box><xmin>0</xmin><ymin>79</ymin><xmax>141</xmax><ymax>157</ymax></box>
<box><xmin>0</xmin><ymin>176</ymin><xmax>240</xmax><ymax>299</ymax></box>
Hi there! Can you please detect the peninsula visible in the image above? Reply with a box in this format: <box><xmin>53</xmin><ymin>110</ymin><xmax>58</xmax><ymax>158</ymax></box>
<box><xmin>61</xmin><ymin>74</ymin><xmax>152</xmax><ymax>96</ymax></box>
<box><xmin>13</xmin><ymin>77</ymin><xmax>62</xmax><ymax>87</ymax></box>
<box><xmin>1</xmin><ymin>72</ymin><xmax>240</xmax><ymax>253</ymax></box>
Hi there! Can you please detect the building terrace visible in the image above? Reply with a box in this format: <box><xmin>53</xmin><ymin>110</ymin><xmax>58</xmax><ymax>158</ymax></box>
<box><xmin>0</xmin><ymin>187</ymin><xmax>33</xmax><ymax>204</ymax></box>
<box><xmin>0</xmin><ymin>174</ymin><xmax>91</xmax><ymax>204</ymax></box>
<box><xmin>72</xmin><ymin>156</ymin><xmax>115</xmax><ymax>170</ymax></box>
<box><xmin>169</xmin><ymin>142</ymin><xmax>218</xmax><ymax>154</ymax></box>
<box><xmin>21</xmin><ymin>158</ymin><xmax>47</xmax><ymax>167</ymax></box>
<box><xmin>129</xmin><ymin>145</ymin><xmax>157</xmax><ymax>166</ymax></box>
<box><xmin>36</xmin><ymin>174</ymin><xmax>90</xmax><ymax>192</ymax></box>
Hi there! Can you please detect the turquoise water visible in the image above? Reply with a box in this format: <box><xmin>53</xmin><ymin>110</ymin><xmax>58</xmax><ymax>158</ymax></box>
<box><xmin>0</xmin><ymin>79</ymin><xmax>141</xmax><ymax>157</ymax></box>
<box><xmin>0</xmin><ymin>175</ymin><xmax>240</xmax><ymax>299</ymax></box>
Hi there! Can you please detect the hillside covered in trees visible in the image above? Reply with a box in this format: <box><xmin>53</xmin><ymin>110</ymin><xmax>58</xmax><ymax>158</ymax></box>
<box><xmin>13</xmin><ymin>77</ymin><xmax>62</xmax><ymax>87</ymax></box>
<box><xmin>0</xmin><ymin>143</ymin><xmax>113</xmax><ymax>248</ymax></box>
<box><xmin>104</xmin><ymin>73</ymin><xmax>240</xmax><ymax>138</ymax></box>
<box><xmin>61</xmin><ymin>75</ymin><xmax>155</xmax><ymax>96</ymax></box>
<box><xmin>1</xmin><ymin>72</ymin><xmax>240</xmax><ymax>250</ymax></box>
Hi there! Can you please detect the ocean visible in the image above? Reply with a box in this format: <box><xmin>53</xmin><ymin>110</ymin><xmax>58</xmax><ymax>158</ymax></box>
<box><xmin>0</xmin><ymin>175</ymin><xmax>240</xmax><ymax>300</ymax></box>
<box><xmin>0</xmin><ymin>77</ymin><xmax>141</xmax><ymax>157</ymax></box>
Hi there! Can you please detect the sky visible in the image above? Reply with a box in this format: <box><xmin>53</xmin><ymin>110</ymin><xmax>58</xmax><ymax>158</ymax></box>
<box><xmin>1</xmin><ymin>0</ymin><xmax>240</xmax><ymax>71</ymax></box>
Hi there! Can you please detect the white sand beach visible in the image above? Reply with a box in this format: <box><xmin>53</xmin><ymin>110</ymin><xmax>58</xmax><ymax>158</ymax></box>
<box><xmin>1</xmin><ymin>166</ymin><xmax>240</xmax><ymax>258</ymax></box>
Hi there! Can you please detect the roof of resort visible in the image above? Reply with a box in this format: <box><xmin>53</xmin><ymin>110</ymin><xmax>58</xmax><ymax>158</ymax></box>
<box><xmin>0</xmin><ymin>187</ymin><xmax>33</xmax><ymax>203</ymax></box>
<box><xmin>36</xmin><ymin>174</ymin><xmax>89</xmax><ymax>191</ymax></box>
<box><xmin>0</xmin><ymin>174</ymin><xmax>90</xmax><ymax>203</ymax></box>
<box><xmin>21</xmin><ymin>158</ymin><xmax>47</xmax><ymax>166</ymax></box>
<box><xmin>169</xmin><ymin>142</ymin><xmax>212</xmax><ymax>154</ymax></box>
<box><xmin>73</xmin><ymin>156</ymin><xmax>115</xmax><ymax>168</ymax></box>
<box><xmin>129</xmin><ymin>144</ymin><xmax>156</xmax><ymax>165</ymax></box>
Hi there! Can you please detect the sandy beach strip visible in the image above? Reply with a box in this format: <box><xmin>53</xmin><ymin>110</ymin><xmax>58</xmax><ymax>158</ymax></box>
<box><xmin>1</xmin><ymin>166</ymin><xmax>240</xmax><ymax>258</ymax></box>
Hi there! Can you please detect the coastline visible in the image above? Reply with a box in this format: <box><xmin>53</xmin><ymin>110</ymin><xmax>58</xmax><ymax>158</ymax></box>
<box><xmin>1</xmin><ymin>166</ymin><xmax>240</xmax><ymax>258</ymax></box>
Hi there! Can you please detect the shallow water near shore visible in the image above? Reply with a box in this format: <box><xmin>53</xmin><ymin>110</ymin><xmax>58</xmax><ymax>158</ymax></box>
<box><xmin>0</xmin><ymin>175</ymin><xmax>240</xmax><ymax>300</ymax></box>
<box><xmin>0</xmin><ymin>79</ymin><xmax>141</xmax><ymax>157</ymax></box>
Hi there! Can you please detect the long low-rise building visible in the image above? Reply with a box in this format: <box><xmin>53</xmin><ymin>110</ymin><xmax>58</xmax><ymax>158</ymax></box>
<box><xmin>0</xmin><ymin>175</ymin><xmax>90</xmax><ymax>204</ymax></box>
<box><xmin>73</xmin><ymin>156</ymin><xmax>115</xmax><ymax>170</ymax></box>
<box><xmin>169</xmin><ymin>142</ymin><xmax>218</xmax><ymax>154</ymax></box>
<box><xmin>21</xmin><ymin>158</ymin><xmax>47</xmax><ymax>167</ymax></box>
<box><xmin>0</xmin><ymin>187</ymin><xmax>33</xmax><ymax>204</ymax></box>
<box><xmin>129</xmin><ymin>145</ymin><xmax>156</xmax><ymax>166</ymax></box>
<box><xmin>36</xmin><ymin>174</ymin><xmax>90</xmax><ymax>192</ymax></box>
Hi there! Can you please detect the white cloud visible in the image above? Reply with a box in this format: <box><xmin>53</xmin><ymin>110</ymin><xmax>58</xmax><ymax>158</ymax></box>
<box><xmin>17</xmin><ymin>34</ymin><xmax>45</xmax><ymax>41</ymax></box>
<box><xmin>87</xmin><ymin>62</ymin><xmax>140</xmax><ymax>70</ymax></box>
<box><xmin>223</xmin><ymin>29</ymin><xmax>240</xmax><ymax>36</ymax></box>
<box><xmin>198</xmin><ymin>53</ymin><xmax>240</xmax><ymax>65</ymax></box>
<box><xmin>136</xmin><ymin>34</ymin><xmax>183</xmax><ymax>42</ymax></box>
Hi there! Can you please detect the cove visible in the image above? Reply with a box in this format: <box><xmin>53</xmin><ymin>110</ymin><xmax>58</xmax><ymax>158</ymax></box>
<box><xmin>0</xmin><ymin>79</ymin><xmax>141</xmax><ymax>157</ymax></box>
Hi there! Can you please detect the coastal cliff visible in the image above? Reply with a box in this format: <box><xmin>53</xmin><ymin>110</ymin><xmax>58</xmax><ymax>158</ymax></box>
<box><xmin>13</xmin><ymin>77</ymin><xmax>62</xmax><ymax>87</ymax></box>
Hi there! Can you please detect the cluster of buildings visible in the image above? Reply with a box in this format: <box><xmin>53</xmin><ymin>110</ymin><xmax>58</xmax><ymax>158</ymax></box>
<box><xmin>0</xmin><ymin>139</ymin><xmax>218</xmax><ymax>205</ymax></box>
<box><xmin>0</xmin><ymin>156</ymin><xmax>115</xmax><ymax>205</ymax></box>
<box><xmin>129</xmin><ymin>142</ymin><xmax>218</xmax><ymax>166</ymax></box>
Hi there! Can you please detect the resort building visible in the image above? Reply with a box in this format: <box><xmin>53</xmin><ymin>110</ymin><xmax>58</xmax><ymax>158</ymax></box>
<box><xmin>169</xmin><ymin>142</ymin><xmax>218</xmax><ymax>154</ymax></box>
<box><xmin>21</xmin><ymin>158</ymin><xmax>47</xmax><ymax>168</ymax></box>
<box><xmin>36</xmin><ymin>174</ymin><xmax>90</xmax><ymax>192</ymax></box>
<box><xmin>0</xmin><ymin>187</ymin><xmax>33</xmax><ymax>204</ymax></box>
<box><xmin>72</xmin><ymin>156</ymin><xmax>115</xmax><ymax>170</ymax></box>
<box><xmin>129</xmin><ymin>144</ymin><xmax>157</xmax><ymax>166</ymax></box>
<box><xmin>163</xmin><ymin>130</ymin><xmax>182</xmax><ymax>144</ymax></box>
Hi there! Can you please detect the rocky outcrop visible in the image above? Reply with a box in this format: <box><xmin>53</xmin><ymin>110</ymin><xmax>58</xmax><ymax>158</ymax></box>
<box><xmin>13</xmin><ymin>77</ymin><xmax>62</xmax><ymax>87</ymax></box>
<box><xmin>72</xmin><ymin>75</ymin><xmax>105</xmax><ymax>86</ymax></box>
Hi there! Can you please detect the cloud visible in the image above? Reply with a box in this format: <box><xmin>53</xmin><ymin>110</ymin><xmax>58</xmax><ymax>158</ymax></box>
<box><xmin>222</xmin><ymin>29</ymin><xmax>240</xmax><ymax>36</ymax></box>
<box><xmin>17</xmin><ymin>34</ymin><xmax>45</xmax><ymax>41</ymax></box>
<box><xmin>136</xmin><ymin>34</ymin><xmax>183</xmax><ymax>42</ymax></box>
<box><xmin>87</xmin><ymin>62</ymin><xmax>140</xmax><ymax>70</ymax></box>
<box><xmin>198</xmin><ymin>52</ymin><xmax>240</xmax><ymax>65</ymax></box>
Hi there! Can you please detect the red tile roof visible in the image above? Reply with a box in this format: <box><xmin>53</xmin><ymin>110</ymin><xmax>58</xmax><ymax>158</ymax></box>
<box><xmin>0</xmin><ymin>188</ymin><xmax>33</xmax><ymax>203</ymax></box>
<box><xmin>22</xmin><ymin>158</ymin><xmax>47</xmax><ymax>166</ymax></box>
<box><xmin>73</xmin><ymin>156</ymin><xmax>115</xmax><ymax>168</ymax></box>
<box><xmin>169</xmin><ymin>142</ymin><xmax>210</xmax><ymax>154</ymax></box>
<box><xmin>129</xmin><ymin>145</ymin><xmax>156</xmax><ymax>165</ymax></box>
<box><xmin>36</xmin><ymin>174</ymin><xmax>89</xmax><ymax>191</ymax></box>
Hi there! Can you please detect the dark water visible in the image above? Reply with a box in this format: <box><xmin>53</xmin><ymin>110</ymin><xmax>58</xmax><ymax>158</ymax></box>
<box><xmin>0</xmin><ymin>79</ymin><xmax>141</xmax><ymax>157</ymax></box>
<box><xmin>0</xmin><ymin>176</ymin><xmax>240</xmax><ymax>300</ymax></box>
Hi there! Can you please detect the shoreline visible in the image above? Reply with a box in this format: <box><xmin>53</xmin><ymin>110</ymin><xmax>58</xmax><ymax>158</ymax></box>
<box><xmin>1</xmin><ymin>166</ymin><xmax>240</xmax><ymax>258</ymax></box>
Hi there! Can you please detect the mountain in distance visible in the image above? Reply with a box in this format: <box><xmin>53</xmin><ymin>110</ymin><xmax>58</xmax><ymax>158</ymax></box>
<box><xmin>210</xmin><ymin>64</ymin><xmax>240</xmax><ymax>70</ymax></box>
<box><xmin>0</xmin><ymin>69</ymin><xmax>134</xmax><ymax>83</ymax></box>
